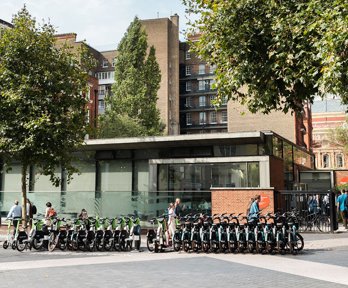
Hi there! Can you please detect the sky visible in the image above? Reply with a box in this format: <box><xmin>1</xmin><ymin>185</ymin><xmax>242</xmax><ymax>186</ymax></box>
<box><xmin>0</xmin><ymin>0</ymin><xmax>190</xmax><ymax>51</ymax></box>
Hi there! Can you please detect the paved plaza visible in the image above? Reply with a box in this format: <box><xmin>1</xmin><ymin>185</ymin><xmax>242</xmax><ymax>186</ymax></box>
<box><xmin>0</xmin><ymin>229</ymin><xmax>347</xmax><ymax>288</ymax></box>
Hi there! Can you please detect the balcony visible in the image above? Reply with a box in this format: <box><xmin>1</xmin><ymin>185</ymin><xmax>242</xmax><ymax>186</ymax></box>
<box><xmin>180</xmin><ymin>71</ymin><xmax>215</xmax><ymax>80</ymax></box>
<box><xmin>181</xmin><ymin>120</ymin><xmax>228</xmax><ymax>130</ymax></box>
<box><xmin>181</xmin><ymin>103</ymin><xmax>227</xmax><ymax>111</ymax></box>
<box><xmin>180</xmin><ymin>87</ymin><xmax>217</xmax><ymax>95</ymax></box>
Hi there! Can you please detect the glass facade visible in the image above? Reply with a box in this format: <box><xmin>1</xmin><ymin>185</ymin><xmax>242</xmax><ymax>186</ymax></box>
<box><xmin>0</xmin><ymin>132</ymin><xmax>314</xmax><ymax>219</ymax></box>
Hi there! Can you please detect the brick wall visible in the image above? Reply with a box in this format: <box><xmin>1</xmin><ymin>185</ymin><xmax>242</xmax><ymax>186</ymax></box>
<box><xmin>211</xmin><ymin>188</ymin><xmax>275</xmax><ymax>216</ymax></box>
<box><xmin>334</xmin><ymin>170</ymin><xmax>348</xmax><ymax>185</ymax></box>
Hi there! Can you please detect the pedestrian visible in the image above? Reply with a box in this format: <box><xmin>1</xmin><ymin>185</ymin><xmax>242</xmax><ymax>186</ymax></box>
<box><xmin>167</xmin><ymin>202</ymin><xmax>176</xmax><ymax>242</ymax></box>
<box><xmin>79</xmin><ymin>208</ymin><xmax>90</xmax><ymax>230</ymax></box>
<box><xmin>248</xmin><ymin>195</ymin><xmax>261</xmax><ymax>220</ymax></box>
<box><xmin>44</xmin><ymin>202</ymin><xmax>56</xmax><ymax>225</ymax></box>
<box><xmin>26</xmin><ymin>198</ymin><xmax>33</xmax><ymax>229</ymax></box>
<box><xmin>336</xmin><ymin>189</ymin><xmax>348</xmax><ymax>229</ymax></box>
<box><xmin>6</xmin><ymin>200</ymin><xmax>22</xmax><ymax>235</ymax></box>
<box><xmin>174</xmin><ymin>198</ymin><xmax>182</xmax><ymax>217</ymax></box>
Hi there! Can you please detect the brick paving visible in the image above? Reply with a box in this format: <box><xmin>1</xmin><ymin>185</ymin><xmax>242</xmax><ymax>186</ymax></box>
<box><xmin>0</xmin><ymin>224</ymin><xmax>347</xmax><ymax>287</ymax></box>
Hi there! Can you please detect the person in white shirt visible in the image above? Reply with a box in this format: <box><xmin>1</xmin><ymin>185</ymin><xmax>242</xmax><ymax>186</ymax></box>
<box><xmin>6</xmin><ymin>200</ymin><xmax>22</xmax><ymax>235</ymax></box>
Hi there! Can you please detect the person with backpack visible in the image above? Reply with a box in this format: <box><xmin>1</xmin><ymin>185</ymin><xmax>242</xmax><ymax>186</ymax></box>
<box><xmin>248</xmin><ymin>195</ymin><xmax>261</xmax><ymax>221</ymax></box>
<box><xmin>336</xmin><ymin>189</ymin><xmax>348</xmax><ymax>230</ymax></box>
<box><xmin>44</xmin><ymin>202</ymin><xmax>57</xmax><ymax>225</ymax></box>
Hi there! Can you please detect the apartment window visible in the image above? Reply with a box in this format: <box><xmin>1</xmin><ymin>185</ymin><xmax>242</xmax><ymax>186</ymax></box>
<box><xmin>112</xmin><ymin>58</ymin><xmax>116</xmax><ymax>67</ymax></box>
<box><xmin>186</xmin><ymin>81</ymin><xmax>192</xmax><ymax>91</ymax></box>
<box><xmin>98</xmin><ymin>100</ymin><xmax>105</xmax><ymax>110</ymax></box>
<box><xmin>210</xmin><ymin>64</ymin><xmax>217</xmax><ymax>74</ymax></box>
<box><xmin>185</xmin><ymin>66</ymin><xmax>191</xmax><ymax>76</ymax></box>
<box><xmin>98</xmin><ymin>85</ymin><xmax>106</xmax><ymax>96</ymax></box>
<box><xmin>336</xmin><ymin>154</ymin><xmax>343</xmax><ymax>168</ymax></box>
<box><xmin>323</xmin><ymin>154</ymin><xmax>330</xmax><ymax>168</ymax></box>
<box><xmin>198</xmin><ymin>80</ymin><xmax>205</xmax><ymax>91</ymax></box>
<box><xmin>210</xmin><ymin>95</ymin><xmax>216</xmax><ymax>107</ymax></box>
<box><xmin>185</xmin><ymin>97</ymin><xmax>192</xmax><ymax>108</ymax></box>
<box><xmin>210</xmin><ymin>79</ymin><xmax>216</xmax><ymax>90</ymax></box>
<box><xmin>222</xmin><ymin>95</ymin><xmax>228</xmax><ymax>105</ymax></box>
<box><xmin>186</xmin><ymin>113</ymin><xmax>192</xmax><ymax>125</ymax></box>
<box><xmin>185</xmin><ymin>51</ymin><xmax>191</xmax><ymax>60</ymax></box>
<box><xmin>221</xmin><ymin>111</ymin><xmax>228</xmax><ymax>123</ymax></box>
<box><xmin>199</xmin><ymin>64</ymin><xmax>205</xmax><ymax>74</ymax></box>
<box><xmin>199</xmin><ymin>112</ymin><xmax>206</xmax><ymax>124</ymax></box>
<box><xmin>199</xmin><ymin>96</ymin><xmax>206</xmax><ymax>107</ymax></box>
<box><xmin>210</xmin><ymin>111</ymin><xmax>217</xmax><ymax>123</ymax></box>
<box><xmin>102</xmin><ymin>59</ymin><xmax>108</xmax><ymax>68</ymax></box>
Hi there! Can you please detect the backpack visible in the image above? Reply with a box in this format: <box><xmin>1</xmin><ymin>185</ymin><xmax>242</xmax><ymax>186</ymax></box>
<box><xmin>48</xmin><ymin>208</ymin><xmax>57</xmax><ymax>217</ymax></box>
<box><xmin>31</xmin><ymin>205</ymin><xmax>37</xmax><ymax>215</ymax></box>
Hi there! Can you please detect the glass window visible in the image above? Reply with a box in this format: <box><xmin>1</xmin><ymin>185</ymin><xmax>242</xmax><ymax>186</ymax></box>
<box><xmin>185</xmin><ymin>66</ymin><xmax>191</xmax><ymax>76</ymax></box>
<box><xmin>185</xmin><ymin>51</ymin><xmax>191</xmax><ymax>60</ymax></box>
<box><xmin>199</xmin><ymin>112</ymin><xmax>206</xmax><ymax>124</ymax></box>
<box><xmin>99</xmin><ymin>160</ymin><xmax>132</xmax><ymax>192</ymax></box>
<box><xmin>185</xmin><ymin>97</ymin><xmax>192</xmax><ymax>108</ymax></box>
<box><xmin>210</xmin><ymin>111</ymin><xmax>217</xmax><ymax>123</ymax></box>
<box><xmin>210</xmin><ymin>64</ymin><xmax>216</xmax><ymax>73</ymax></box>
<box><xmin>272</xmin><ymin>136</ymin><xmax>283</xmax><ymax>158</ymax></box>
<box><xmin>221</xmin><ymin>96</ymin><xmax>228</xmax><ymax>105</ymax></box>
<box><xmin>199</xmin><ymin>96</ymin><xmax>206</xmax><ymax>107</ymax></box>
<box><xmin>134</xmin><ymin>160</ymin><xmax>149</xmax><ymax>192</ymax></box>
<box><xmin>98</xmin><ymin>100</ymin><xmax>105</xmax><ymax>110</ymax></box>
<box><xmin>112</xmin><ymin>58</ymin><xmax>116</xmax><ymax>67</ymax></box>
<box><xmin>221</xmin><ymin>111</ymin><xmax>228</xmax><ymax>123</ymax></box>
<box><xmin>102</xmin><ymin>59</ymin><xmax>108</xmax><ymax>68</ymax></box>
<box><xmin>199</xmin><ymin>64</ymin><xmax>205</xmax><ymax>74</ymax></box>
<box><xmin>198</xmin><ymin>80</ymin><xmax>205</xmax><ymax>91</ymax></box>
<box><xmin>210</xmin><ymin>79</ymin><xmax>216</xmax><ymax>90</ymax></box>
<box><xmin>323</xmin><ymin>154</ymin><xmax>330</xmax><ymax>168</ymax></box>
<box><xmin>186</xmin><ymin>81</ymin><xmax>192</xmax><ymax>91</ymax></box>
<box><xmin>186</xmin><ymin>113</ymin><xmax>192</xmax><ymax>125</ymax></box>
<box><xmin>336</xmin><ymin>154</ymin><xmax>343</xmax><ymax>168</ymax></box>
<box><xmin>210</xmin><ymin>95</ymin><xmax>216</xmax><ymax>107</ymax></box>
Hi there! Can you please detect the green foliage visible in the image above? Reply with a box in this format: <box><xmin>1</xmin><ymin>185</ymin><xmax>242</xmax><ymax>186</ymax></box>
<box><xmin>97</xmin><ymin>113</ymin><xmax>147</xmax><ymax>138</ymax></box>
<box><xmin>0</xmin><ymin>7</ymin><xmax>88</xmax><ymax>187</ymax></box>
<box><xmin>329</xmin><ymin>117</ymin><xmax>348</xmax><ymax>153</ymax></box>
<box><xmin>99</xmin><ymin>17</ymin><xmax>164</xmax><ymax>137</ymax></box>
<box><xmin>183</xmin><ymin>0</ymin><xmax>348</xmax><ymax>114</ymax></box>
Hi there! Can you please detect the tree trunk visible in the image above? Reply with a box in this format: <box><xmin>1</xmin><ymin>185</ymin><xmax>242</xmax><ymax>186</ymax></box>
<box><xmin>21</xmin><ymin>164</ymin><xmax>27</xmax><ymax>227</ymax></box>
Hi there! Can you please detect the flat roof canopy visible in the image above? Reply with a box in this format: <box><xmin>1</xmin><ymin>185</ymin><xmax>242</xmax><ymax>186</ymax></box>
<box><xmin>83</xmin><ymin>131</ymin><xmax>266</xmax><ymax>151</ymax></box>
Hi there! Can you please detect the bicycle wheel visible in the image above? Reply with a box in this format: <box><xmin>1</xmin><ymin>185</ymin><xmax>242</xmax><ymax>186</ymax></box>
<box><xmin>192</xmin><ymin>239</ymin><xmax>199</xmax><ymax>252</ymax></box>
<box><xmin>3</xmin><ymin>240</ymin><xmax>9</xmax><ymax>249</ymax></box>
<box><xmin>16</xmin><ymin>240</ymin><xmax>27</xmax><ymax>252</ymax></box>
<box><xmin>293</xmin><ymin>233</ymin><xmax>304</xmax><ymax>252</ymax></box>
<box><xmin>48</xmin><ymin>233</ymin><xmax>58</xmax><ymax>252</ymax></box>
<box><xmin>147</xmin><ymin>235</ymin><xmax>154</xmax><ymax>252</ymax></box>
<box><xmin>318</xmin><ymin>215</ymin><xmax>330</xmax><ymax>232</ymax></box>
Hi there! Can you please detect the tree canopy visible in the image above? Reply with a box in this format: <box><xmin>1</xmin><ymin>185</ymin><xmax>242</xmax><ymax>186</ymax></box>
<box><xmin>0</xmin><ymin>8</ymin><xmax>90</xmax><ymax>219</ymax></box>
<box><xmin>330</xmin><ymin>118</ymin><xmax>348</xmax><ymax>154</ymax></box>
<box><xmin>183</xmin><ymin>0</ymin><xmax>348</xmax><ymax>114</ymax></box>
<box><xmin>98</xmin><ymin>17</ymin><xmax>164</xmax><ymax>137</ymax></box>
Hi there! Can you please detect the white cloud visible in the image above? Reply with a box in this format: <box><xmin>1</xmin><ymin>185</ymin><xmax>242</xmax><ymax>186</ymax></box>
<box><xmin>0</xmin><ymin>0</ymin><xmax>188</xmax><ymax>49</ymax></box>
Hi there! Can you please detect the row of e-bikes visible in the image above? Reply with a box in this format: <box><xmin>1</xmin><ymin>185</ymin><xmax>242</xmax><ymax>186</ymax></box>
<box><xmin>146</xmin><ymin>211</ymin><xmax>304</xmax><ymax>255</ymax></box>
<box><xmin>3</xmin><ymin>214</ymin><xmax>141</xmax><ymax>252</ymax></box>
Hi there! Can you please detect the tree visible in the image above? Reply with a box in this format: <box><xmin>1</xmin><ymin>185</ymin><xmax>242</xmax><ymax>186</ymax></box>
<box><xmin>99</xmin><ymin>17</ymin><xmax>163</xmax><ymax>137</ymax></box>
<box><xmin>183</xmin><ymin>0</ymin><xmax>348</xmax><ymax>114</ymax></box>
<box><xmin>0</xmin><ymin>8</ymin><xmax>89</xmax><ymax>223</ymax></box>
<box><xmin>330</xmin><ymin>118</ymin><xmax>348</xmax><ymax>153</ymax></box>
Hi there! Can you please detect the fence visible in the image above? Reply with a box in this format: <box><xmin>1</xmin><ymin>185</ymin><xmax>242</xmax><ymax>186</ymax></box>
<box><xmin>275</xmin><ymin>190</ymin><xmax>338</xmax><ymax>233</ymax></box>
